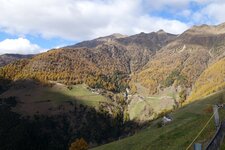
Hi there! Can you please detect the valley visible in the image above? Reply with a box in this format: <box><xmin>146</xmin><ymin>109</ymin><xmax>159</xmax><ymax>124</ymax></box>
<box><xmin>0</xmin><ymin>23</ymin><xmax>225</xmax><ymax>150</ymax></box>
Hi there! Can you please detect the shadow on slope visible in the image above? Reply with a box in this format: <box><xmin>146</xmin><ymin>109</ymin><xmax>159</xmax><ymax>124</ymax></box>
<box><xmin>0</xmin><ymin>79</ymin><xmax>109</xmax><ymax>115</ymax></box>
<box><xmin>0</xmin><ymin>78</ymin><xmax>147</xmax><ymax>150</ymax></box>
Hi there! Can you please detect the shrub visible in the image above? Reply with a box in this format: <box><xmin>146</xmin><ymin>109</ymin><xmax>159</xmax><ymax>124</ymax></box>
<box><xmin>69</xmin><ymin>138</ymin><xmax>88</xmax><ymax>150</ymax></box>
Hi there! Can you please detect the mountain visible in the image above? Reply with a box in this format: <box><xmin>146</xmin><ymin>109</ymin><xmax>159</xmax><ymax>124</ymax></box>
<box><xmin>0</xmin><ymin>24</ymin><xmax>224</xmax><ymax>118</ymax></box>
<box><xmin>125</xmin><ymin>23</ymin><xmax>225</xmax><ymax>121</ymax></box>
<box><xmin>134</xmin><ymin>23</ymin><xmax>225</xmax><ymax>96</ymax></box>
<box><xmin>0</xmin><ymin>23</ymin><xmax>225</xmax><ymax>149</ymax></box>
<box><xmin>68</xmin><ymin>33</ymin><xmax>128</xmax><ymax>48</ymax></box>
<box><xmin>0</xmin><ymin>30</ymin><xmax>176</xmax><ymax>91</ymax></box>
<box><xmin>116</xmin><ymin>30</ymin><xmax>176</xmax><ymax>51</ymax></box>
<box><xmin>0</xmin><ymin>24</ymin><xmax>225</xmax><ymax>117</ymax></box>
<box><xmin>68</xmin><ymin>31</ymin><xmax>176</xmax><ymax>50</ymax></box>
<box><xmin>67</xmin><ymin>31</ymin><xmax>176</xmax><ymax>72</ymax></box>
<box><xmin>0</xmin><ymin>54</ymin><xmax>33</xmax><ymax>67</ymax></box>
<box><xmin>71</xmin><ymin>31</ymin><xmax>176</xmax><ymax>62</ymax></box>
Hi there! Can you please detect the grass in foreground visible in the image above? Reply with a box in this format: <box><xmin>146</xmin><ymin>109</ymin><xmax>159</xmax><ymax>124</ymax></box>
<box><xmin>92</xmin><ymin>90</ymin><xmax>225</xmax><ymax>150</ymax></box>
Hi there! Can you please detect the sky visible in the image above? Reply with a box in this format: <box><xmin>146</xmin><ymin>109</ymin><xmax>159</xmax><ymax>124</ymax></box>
<box><xmin>0</xmin><ymin>0</ymin><xmax>225</xmax><ymax>54</ymax></box>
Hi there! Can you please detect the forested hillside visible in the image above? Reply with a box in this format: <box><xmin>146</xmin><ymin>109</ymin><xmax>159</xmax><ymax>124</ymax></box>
<box><xmin>134</xmin><ymin>24</ymin><xmax>225</xmax><ymax>96</ymax></box>
<box><xmin>188</xmin><ymin>57</ymin><xmax>225</xmax><ymax>101</ymax></box>
<box><xmin>0</xmin><ymin>30</ymin><xmax>176</xmax><ymax>92</ymax></box>
<box><xmin>0</xmin><ymin>23</ymin><xmax>225</xmax><ymax>150</ymax></box>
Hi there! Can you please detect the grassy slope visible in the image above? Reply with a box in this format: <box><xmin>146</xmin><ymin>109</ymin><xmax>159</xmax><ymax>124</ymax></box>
<box><xmin>128</xmin><ymin>96</ymin><xmax>174</xmax><ymax>121</ymax></box>
<box><xmin>0</xmin><ymin>83</ymin><xmax>108</xmax><ymax>115</ymax></box>
<box><xmin>93</xmin><ymin>90</ymin><xmax>225</xmax><ymax>150</ymax></box>
<box><xmin>1</xmin><ymin>83</ymin><xmax>107</xmax><ymax>106</ymax></box>
<box><xmin>44</xmin><ymin>84</ymin><xmax>107</xmax><ymax>106</ymax></box>
<box><xmin>128</xmin><ymin>83</ymin><xmax>176</xmax><ymax>121</ymax></box>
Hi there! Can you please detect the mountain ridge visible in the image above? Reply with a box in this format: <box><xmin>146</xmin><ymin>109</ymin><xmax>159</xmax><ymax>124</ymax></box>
<box><xmin>0</xmin><ymin>23</ymin><xmax>224</xmax><ymax>120</ymax></box>
<box><xmin>0</xmin><ymin>23</ymin><xmax>225</xmax><ymax>150</ymax></box>
<box><xmin>134</xmin><ymin>23</ymin><xmax>225</xmax><ymax>96</ymax></box>
<box><xmin>0</xmin><ymin>54</ymin><xmax>34</xmax><ymax>67</ymax></box>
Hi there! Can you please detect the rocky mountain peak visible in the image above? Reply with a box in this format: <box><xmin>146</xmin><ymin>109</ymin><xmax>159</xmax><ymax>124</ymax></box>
<box><xmin>185</xmin><ymin>23</ymin><xmax>225</xmax><ymax>35</ymax></box>
<box><xmin>156</xmin><ymin>29</ymin><xmax>166</xmax><ymax>34</ymax></box>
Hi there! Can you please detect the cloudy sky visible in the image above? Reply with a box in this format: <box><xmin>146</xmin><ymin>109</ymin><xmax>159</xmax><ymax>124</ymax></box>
<box><xmin>0</xmin><ymin>0</ymin><xmax>225</xmax><ymax>54</ymax></box>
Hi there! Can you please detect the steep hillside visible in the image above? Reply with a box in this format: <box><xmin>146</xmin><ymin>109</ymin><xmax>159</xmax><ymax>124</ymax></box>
<box><xmin>188</xmin><ymin>57</ymin><xmax>225</xmax><ymax>101</ymax></box>
<box><xmin>0</xmin><ymin>81</ymin><xmax>108</xmax><ymax>116</ymax></box>
<box><xmin>68</xmin><ymin>31</ymin><xmax>176</xmax><ymax>72</ymax></box>
<box><xmin>0</xmin><ymin>31</ymin><xmax>176</xmax><ymax>92</ymax></box>
<box><xmin>0</xmin><ymin>54</ymin><xmax>33</xmax><ymax>67</ymax></box>
<box><xmin>0</xmin><ymin>47</ymin><xmax>131</xmax><ymax>92</ymax></box>
<box><xmin>125</xmin><ymin>24</ymin><xmax>225</xmax><ymax>122</ymax></box>
<box><xmin>134</xmin><ymin>24</ymin><xmax>225</xmax><ymax>96</ymax></box>
<box><xmin>93</xmin><ymin>90</ymin><xmax>225</xmax><ymax>150</ymax></box>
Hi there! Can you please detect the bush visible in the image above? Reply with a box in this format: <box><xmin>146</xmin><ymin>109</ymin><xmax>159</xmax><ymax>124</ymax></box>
<box><xmin>69</xmin><ymin>138</ymin><xmax>88</xmax><ymax>150</ymax></box>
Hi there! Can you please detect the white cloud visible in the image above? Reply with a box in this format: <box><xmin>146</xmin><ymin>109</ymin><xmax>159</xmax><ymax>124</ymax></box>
<box><xmin>143</xmin><ymin>0</ymin><xmax>225</xmax><ymax>26</ymax></box>
<box><xmin>0</xmin><ymin>38</ymin><xmax>43</xmax><ymax>54</ymax></box>
<box><xmin>133</xmin><ymin>16</ymin><xmax>188</xmax><ymax>34</ymax></box>
<box><xmin>199</xmin><ymin>2</ymin><xmax>225</xmax><ymax>24</ymax></box>
<box><xmin>0</xmin><ymin>0</ymin><xmax>189</xmax><ymax>41</ymax></box>
<box><xmin>187</xmin><ymin>0</ymin><xmax>225</xmax><ymax>25</ymax></box>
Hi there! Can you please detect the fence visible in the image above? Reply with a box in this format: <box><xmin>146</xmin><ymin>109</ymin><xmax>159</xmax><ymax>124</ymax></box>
<box><xmin>205</xmin><ymin>121</ymin><xmax>225</xmax><ymax>150</ymax></box>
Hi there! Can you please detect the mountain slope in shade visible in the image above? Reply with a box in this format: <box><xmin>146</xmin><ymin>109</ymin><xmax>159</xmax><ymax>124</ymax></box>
<box><xmin>0</xmin><ymin>54</ymin><xmax>33</xmax><ymax>67</ymax></box>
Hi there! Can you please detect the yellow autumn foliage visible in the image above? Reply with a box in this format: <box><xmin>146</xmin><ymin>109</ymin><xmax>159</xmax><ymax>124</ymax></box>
<box><xmin>188</xmin><ymin>57</ymin><xmax>225</xmax><ymax>101</ymax></box>
<box><xmin>69</xmin><ymin>138</ymin><xmax>88</xmax><ymax>150</ymax></box>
